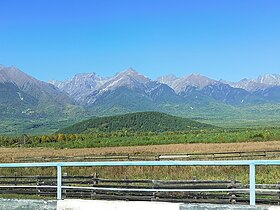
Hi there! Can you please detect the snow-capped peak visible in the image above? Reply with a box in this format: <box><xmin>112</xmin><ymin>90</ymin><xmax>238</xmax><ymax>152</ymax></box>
<box><xmin>254</xmin><ymin>74</ymin><xmax>280</xmax><ymax>86</ymax></box>
<box><xmin>157</xmin><ymin>75</ymin><xmax>179</xmax><ymax>87</ymax></box>
<box><xmin>169</xmin><ymin>73</ymin><xmax>217</xmax><ymax>93</ymax></box>
<box><xmin>99</xmin><ymin>68</ymin><xmax>151</xmax><ymax>92</ymax></box>
<box><xmin>117</xmin><ymin>68</ymin><xmax>150</xmax><ymax>83</ymax></box>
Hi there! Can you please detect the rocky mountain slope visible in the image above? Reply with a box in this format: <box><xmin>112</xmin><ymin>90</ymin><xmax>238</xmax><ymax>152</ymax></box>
<box><xmin>0</xmin><ymin>65</ymin><xmax>87</xmax><ymax>134</ymax></box>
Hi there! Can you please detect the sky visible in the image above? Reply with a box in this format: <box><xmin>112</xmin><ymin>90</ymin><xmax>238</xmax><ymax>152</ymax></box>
<box><xmin>0</xmin><ymin>0</ymin><xmax>280</xmax><ymax>82</ymax></box>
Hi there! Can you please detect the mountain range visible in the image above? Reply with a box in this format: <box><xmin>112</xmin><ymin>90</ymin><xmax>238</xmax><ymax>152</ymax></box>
<box><xmin>1</xmin><ymin>64</ymin><xmax>280</xmax><ymax>134</ymax></box>
<box><xmin>50</xmin><ymin>68</ymin><xmax>280</xmax><ymax>106</ymax></box>
<box><xmin>47</xmin><ymin>68</ymin><xmax>280</xmax><ymax>128</ymax></box>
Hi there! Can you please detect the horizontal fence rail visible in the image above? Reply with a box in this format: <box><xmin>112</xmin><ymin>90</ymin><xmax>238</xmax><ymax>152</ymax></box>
<box><xmin>15</xmin><ymin>150</ymin><xmax>280</xmax><ymax>162</ymax></box>
<box><xmin>0</xmin><ymin>160</ymin><xmax>280</xmax><ymax>205</ymax></box>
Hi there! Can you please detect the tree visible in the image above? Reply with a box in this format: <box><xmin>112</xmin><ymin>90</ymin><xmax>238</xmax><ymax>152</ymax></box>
<box><xmin>57</xmin><ymin>133</ymin><xmax>66</xmax><ymax>142</ymax></box>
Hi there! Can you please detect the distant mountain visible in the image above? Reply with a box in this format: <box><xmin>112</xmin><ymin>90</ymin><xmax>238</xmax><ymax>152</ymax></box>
<box><xmin>158</xmin><ymin>74</ymin><xmax>268</xmax><ymax>105</ymax></box>
<box><xmin>158</xmin><ymin>73</ymin><xmax>217</xmax><ymax>93</ymax></box>
<box><xmin>222</xmin><ymin>74</ymin><xmax>280</xmax><ymax>92</ymax></box>
<box><xmin>253</xmin><ymin>86</ymin><xmax>280</xmax><ymax>103</ymax></box>
<box><xmin>49</xmin><ymin>73</ymin><xmax>108</xmax><ymax>103</ymax></box>
<box><xmin>53</xmin><ymin>68</ymin><xmax>181</xmax><ymax>109</ymax></box>
<box><xmin>222</xmin><ymin>79</ymin><xmax>270</xmax><ymax>92</ymax></box>
<box><xmin>157</xmin><ymin>75</ymin><xmax>178</xmax><ymax>87</ymax></box>
<box><xmin>0</xmin><ymin>66</ymin><xmax>72</xmax><ymax>107</ymax></box>
<box><xmin>0</xmin><ymin>65</ymin><xmax>87</xmax><ymax>134</ymax></box>
<box><xmin>89</xmin><ymin>68</ymin><xmax>151</xmax><ymax>103</ymax></box>
<box><xmin>254</xmin><ymin>74</ymin><xmax>280</xmax><ymax>86</ymax></box>
<box><xmin>49</xmin><ymin>68</ymin><xmax>280</xmax><ymax>123</ymax></box>
<box><xmin>84</xmin><ymin>69</ymin><xmax>183</xmax><ymax>116</ymax></box>
<box><xmin>1</xmin><ymin>64</ymin><xmax>280</xmax><ymax>134</ymax></box>
<box><xmin>57</xmin><ymin>111</ymin><xmax>215</xmax><ymax>134</ymax></box>
<box><xmin>0</xmin><ymin>82</ymin><xmax>38</xmax><ymax>118</ymax></box>
<box><xmin>200</xmin><ymin>83</ymin><xmax>253</xmax><ymax>105</ymax></box>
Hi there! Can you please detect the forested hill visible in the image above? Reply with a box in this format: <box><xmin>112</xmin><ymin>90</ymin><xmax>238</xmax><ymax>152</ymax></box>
<box><xmin>57</xmin><ymin>112</ymin><xmax>215</xmax><ymax>134</ymax></box>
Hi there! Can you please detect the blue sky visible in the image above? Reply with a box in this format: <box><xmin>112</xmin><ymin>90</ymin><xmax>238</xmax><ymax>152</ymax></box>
<box><xmin>0</xmin><ymin>0</ymin><xmax>280</xmax><ymax>82</ymax></box>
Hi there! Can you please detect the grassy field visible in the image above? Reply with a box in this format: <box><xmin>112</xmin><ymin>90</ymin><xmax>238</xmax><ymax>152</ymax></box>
<box><xmin>1</xmin><ymin>141</ymin><xmax>280</xmax><ymax>162</ymax></box>
<box><xmin>1</xmin><ymin>140</ymin><xmax>280</xmax><ymax>184</ymax></box>
<box><xmin>1</xmin><ymin>127</ymin><xmax>279</xmax><ymax>149</ymax></box>
<box><xmin>21</xmin><ymin>127</ymin><xmax>280</xmax><ymax>149</ymax></box>
<box><xmin>1</xmin><ymin>126</ymin><xmax>280</xmax><ymax>187</ymax></box>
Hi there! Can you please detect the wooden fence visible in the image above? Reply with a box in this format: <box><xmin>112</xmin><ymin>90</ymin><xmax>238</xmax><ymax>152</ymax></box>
<box><xmin>0</xmin><ymin>175</ymin><xmax>279</xmax><ymax>205</ymax></box>
<box><xmin>16</xmin><ymin>150</ymin><xmax>280</xmax><ymax>162</ymax></box>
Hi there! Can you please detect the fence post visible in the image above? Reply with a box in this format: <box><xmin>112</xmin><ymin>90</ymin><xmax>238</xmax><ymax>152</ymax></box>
<box><xmin>249</xmin><ymin>163</ymin><xmax>256</xmax><ymax>205</ymax></box>
<box><xmin>57</xmin><ymin>164</ymin><xmax>62</xmax><ymax>200</ymax></box>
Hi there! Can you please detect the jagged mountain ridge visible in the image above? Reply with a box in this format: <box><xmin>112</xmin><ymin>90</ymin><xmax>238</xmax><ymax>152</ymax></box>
<box><xmin>255</xmin><ymin>74</ymin><xmax>280</xmax><ymax>86</ymax></box>
<box><xmin>222</xmin><ymin>79</ymin><xmax>270</xmax><ymax>92</ymax></box>
<box><xmin>49</xmin><ymin>73</ymin><xmax>108</xmax><ymax>103</ymax></box>
<box><xmin>158</xmin><ymin>73</ymin><xmax>218</xmax><ymax>93</ymax></box>
<box><xmin>51</xmin><ymin>68</ymin><xmax>179</xmax><ymax>106</ymax></box>
<box><xmin>221</xmin><ymin>74</ymin><xmax>280</xmax><ymax>92</ymax></box>
<box><xmin>51</xmin><ymin>68</ymin><xmax>280</xmax><ymax>106</ymax></box>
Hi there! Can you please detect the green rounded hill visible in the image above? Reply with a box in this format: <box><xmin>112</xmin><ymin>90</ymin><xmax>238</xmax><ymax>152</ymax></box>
<box><xmin>57</xmin><ymin>112</ymin><xmax>215</xmax><ymax>134</ymax></box>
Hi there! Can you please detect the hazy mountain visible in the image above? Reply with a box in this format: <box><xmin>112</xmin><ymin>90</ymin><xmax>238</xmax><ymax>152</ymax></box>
<box><xmin>253</xmin><ymin>86</ymin><xmax>280</xmax><ymax>103</ymax></box>
<box><xmin>0</xmin><ymin>65</ymin><xmax>87</xmax><ymax>134</ymax></box>
<box><xmin>49</xmin><ymin>73</ymin><xmax>108</xmax><ymax>103</ymax></box>
<box><xmin>222</xmin><ymin>79</ymin><xmax>270</xmax><ymax>92</ymax></box>
<box><xmin>158</xmin><ymin>73</ymin><xmax>218</xmax><ymax>93</ymax></box>
<box><xmin>97</xmin><ymin>68</ymin><xmax>150</xmax><ymax>92</ymax></box>
<box><xmin>158</xmin><ymin>74</ymin><xmax>263</xmax><ymax>105</ymax></box>
<box><xmin>222</xmin><ymin>74</ymin><xmax>280</xmax><ymax>92</ymax></box>
<box><xmin>0</xmin><ymin>82</ymin><xmax>38</xmax><ymax>118</ymax></box>
<box><xmin>157</xmin><ymin>75</ymin><xmax>179</xmax><ymax>88</ymax></box>
<box><xmin>254</xmin><ymin>74</ymin><xmax>280</xmax><ymax>86</ymax></box>
<box><xmin>83</xmin><ymin>68</ymin><xmax>180</xmax><ymax>108</ymax></box>
<box><xmin>201</xmin><ymin>83</ymin><xmax>262</xmax><ymax>105</ymax></box>
<box><xmin>50</xmin><ymin>68</ymin><xmax>280</xmax><ymax>107</ymax></box>
<box><xmin>0</xmin><ymin>66</ymin><xmax>72</xmax><ymax>106</ymax></box>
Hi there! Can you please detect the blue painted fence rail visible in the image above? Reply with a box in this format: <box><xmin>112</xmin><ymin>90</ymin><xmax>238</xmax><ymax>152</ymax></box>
<box><xmin>0</xmin><ymin>160</ymin><xmax>280</xmax><ymax>205</ymax></box>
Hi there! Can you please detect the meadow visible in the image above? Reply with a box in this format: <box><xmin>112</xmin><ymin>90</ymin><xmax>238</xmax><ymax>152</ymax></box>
<box><xmin>1</xmin><ymin>127</ymin><xmax>279</xmax><ymax>149</ymax></box>
<box><xmin>0</xmin><ymin>127</ymin><xmax>280</xmax><ymax>192</ymax></box>
<box><xmin>0</xmin><ymin>140</ymin><xmax>280</xmax><ymax>185</ymax></box>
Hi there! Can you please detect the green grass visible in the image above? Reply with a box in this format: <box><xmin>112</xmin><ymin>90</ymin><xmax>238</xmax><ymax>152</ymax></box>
<box><xmin>1</xmin><ymin>127</ymin><xmax>278</xmax><ymax>149</ymax></box>
<box><xmin>51</xmin><ymin>128</ymin><xmax>280</xmax><ymax>148</ymax></box>
<box><xmin>0</xmin><ymin>165</ymin><xmax>280</xmax><ymax>185</ymax></box>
